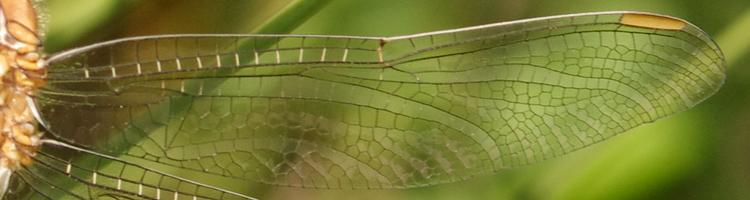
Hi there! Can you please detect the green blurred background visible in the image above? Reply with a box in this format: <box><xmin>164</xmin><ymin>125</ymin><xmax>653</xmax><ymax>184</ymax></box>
<box><xmin>41</xmin><ymin>0</ymin><xmax>750</xmax><ymax>199</ymax></box>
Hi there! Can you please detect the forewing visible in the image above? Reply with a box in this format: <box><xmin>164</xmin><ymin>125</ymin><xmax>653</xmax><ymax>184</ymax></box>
<box><xmin>35</xmin><ymin>12</ymin><xmax>725</xmax><ymax>189</ymax></box>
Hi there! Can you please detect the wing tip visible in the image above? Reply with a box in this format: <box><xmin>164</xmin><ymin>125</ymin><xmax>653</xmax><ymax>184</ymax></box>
<box><xmin>620</xmin><ymin>13</ymin><xmax>687</xmax><ymax>30</ymax></box>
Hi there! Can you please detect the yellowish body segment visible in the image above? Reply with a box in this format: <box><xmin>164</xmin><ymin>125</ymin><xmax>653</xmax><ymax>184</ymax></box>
<box><xmin>0</xmin><ymin>0</ymin><xmax>44</xmax><ymax>170</ymax></box>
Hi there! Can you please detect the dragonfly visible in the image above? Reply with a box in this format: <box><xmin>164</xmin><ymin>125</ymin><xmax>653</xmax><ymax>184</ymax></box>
<box><xmin>0</xmin><ymin>0</ymin><xmax>725</xmax><ymax>199</ymax></box>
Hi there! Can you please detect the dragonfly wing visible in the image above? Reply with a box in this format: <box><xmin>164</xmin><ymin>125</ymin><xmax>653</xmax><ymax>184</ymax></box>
<box><xmin>36</xmin><ymin>11</ymin><xmax>725</xmax><ymax>189</ymax></box>
<box><xmin>5</xmin><ymin>141</ymin><xmax>254</xmax><ymax>200</ymax></box>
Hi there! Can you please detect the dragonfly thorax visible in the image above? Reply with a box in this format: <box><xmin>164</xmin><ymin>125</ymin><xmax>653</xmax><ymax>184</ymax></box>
<box><xmin>0</xmin><ymin>0</ymin><xmax>44</xmax><ymax>171</ymax></box>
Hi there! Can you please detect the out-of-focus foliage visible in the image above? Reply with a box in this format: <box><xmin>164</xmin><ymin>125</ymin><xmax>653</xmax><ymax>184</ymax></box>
<box><xmin>43</xmin><ymin>0</ymin><xmax>750</xmax><ymax>199</ymax></box>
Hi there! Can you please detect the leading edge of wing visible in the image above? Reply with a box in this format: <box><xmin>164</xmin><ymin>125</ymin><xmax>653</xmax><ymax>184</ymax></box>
<box><xmin>46</xmin><ymin>11</ymin><xmax>721</xmax><ymax>65</ymax></box>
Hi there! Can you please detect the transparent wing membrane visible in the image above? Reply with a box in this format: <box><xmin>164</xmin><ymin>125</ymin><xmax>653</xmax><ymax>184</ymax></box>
<box><xmin>29</xmin><ymin>11</ymin><xmax>725</xmax><ymax>196</ymax></box>
<box><xmin>5</xmin><ymin>141</ymin><xmax>254</xmax><ymax>199</ymax></box>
